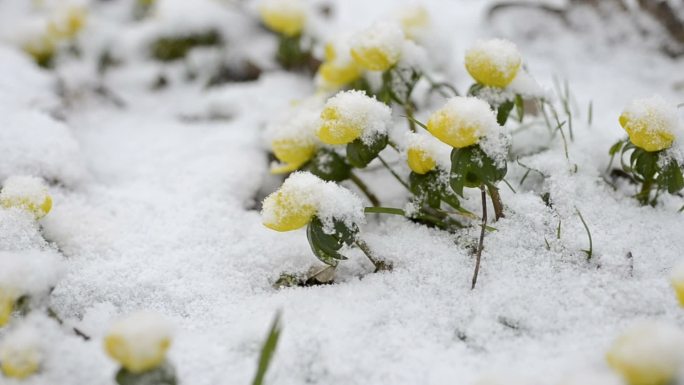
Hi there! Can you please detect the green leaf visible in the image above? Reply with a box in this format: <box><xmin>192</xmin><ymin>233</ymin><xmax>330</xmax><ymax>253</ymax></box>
<box><xmin>304</xmin><ymin>149</ymin><xmax>351</xmax><ymax>182</ymax></box>
<box><xmin>608</xmin><ymin>140</ymin><xmax>624</xmax><ymax>156</ymax></box>
<box><xmin>449</xmin><ymin>146</ymin><xmax>507</xmax><ymax>196</ymax></box>
<box><xmin>514</xmin><ymin>94</ymin><xmax>525</xmax><ymax>123</ymax></box>
<box><xmin>346</xmin><ymin>134</ymin><xmax>388</xmax><ymax>168</ymax></box>
<box><xmin>116</xmin><ymin>362</ymin><xmax>177</xmax><ymax>385</ymax></box>
<box><xmin>252</xmin><ymin>312</ymin><xmax>282</xmax><ymax>385</ymax></box>
<box><xmin>496</xmin><ymin>100</ymin><xmax>515</xmax><ymax>126</ymax></box>
<box><xmin>306</xmin><ymin>217</ymin><xmax>357</xmax><ymax>266</ymax></box>
<box><xmin>658</xmin><ymin>160</ymin><xmax>684</xmax><ymax>194</ymax></box>
<box><xmin>467</xmin><ymin>83</ymin><xmax>484</xmax><ymax>97</ymax></box>
<box><xmin>630</xmin><ymin>148</ymin><xmax>658</xmax><ymax>180</ymax></box>
<box><xmin>409</xmin><ymin>171</ymin><xmax>443</xmax><ymax>209</ymax></box>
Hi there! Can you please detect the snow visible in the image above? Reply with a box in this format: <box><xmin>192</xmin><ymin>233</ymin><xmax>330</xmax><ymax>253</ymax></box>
<box><xmin>320</xmin><ymin>90</ymin><xmax>392</xmax><ymax>144</ymax></box>
<box><xmin>104</xmin><ymin>310</ymin><xmax>172</xmax><ymax>371</ymax></box>
<box><xmin>0</xmin><ymin>321</ymin><xmax>42</xmax><ymax>377</ymax></box>
<box><xmin>0</xmin><ymin>0</ymin><xmax>684</xmax><ymax>384</ymax></box>
<box><xmin>350</xmin><ymin>21</ymin><xmax>405</xmax><ymax>70</ymax></box>
<box><xmin>466</xmin><ymin>38</ymin><xmax>522</xmax><ymax>75</ymax></box>
<box><xmin>404</xmin><ymin>132</ymin><xmax>452</xmax><ymax>170</ymax></box>
<box><xmin>0</xmin><ymin>250</ymin><xmax>63</xmax><ymax>304</ymax></box>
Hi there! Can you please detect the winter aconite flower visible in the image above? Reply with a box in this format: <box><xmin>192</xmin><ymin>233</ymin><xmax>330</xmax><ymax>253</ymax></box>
<box><xmin>266</xmin><ymin>98</ymin><xmax>322</xmax><ymax>174</ymax></box>
<box><xmin>350</xmin><ymin>22</ymin><xmax>404</xmax><ymax>71</ymax></box>
<box><xmin>316</xmin><ymin>39</ymin><xmax>362</xmax><ymax>90</ymax></box>
<box><xmin>465</xmin><ymin>39</ymin><xmax>522</xmax><ymax>88</ymax></box>
<box><xmin>104</xmin><ymin>312</ymin><xmax>172</xmax><ymax>373</ymax></box>
<box><xmin>262</xmin><ymin>173</ymin><xmax>318</xmax><ymax>231</ymax></box>
<box><xmin>259</xmin><ymin>0</ymin><xmax>306</xmax><ymax>37</ymax></box>
<box><xmin>0</xmin><ymin>176</ymin><xmax>52</xmax><ymax>219</ymax></box>
<box><xmin>395</xmin><ymin>5</ymin><xmax>430</xmax><ymax>41</ymax></box>
<box><xmin>317</xmin><ymin>90</ymin><xmax>391</xmax><ymax>145</ymax></box>
<box><xmin>670</xmin><ymin>262</ymin><xmax>684</xmax><ymax>307</ymax></box>
<box><xmin>0</xmin><ymin>326</ymin><xmax>41</xmax><ymax>379</ymax></box>
<box><xmin>606</xmin><ymin>322</ymin><xmax>684</xmax><ymax>385</ymax></box>
<box><xmin>262</xmin><ymin>172</ymin><xmax>364</xmax><ymax>232</ymax></box>
<box><xmin>619</xmin><ymin>96</ymin><xmax>679</xmax><ymax>152</ymax></box>
<box><xmin>427</xmin><ymin>96</ymin><xmax>499</xmax><ymax>148</ymax></box>
<box><xmin>271</xmin><ymin>139</ymin><xmax>316</xmax><ymax>174</ymax></box>
<box><xmin>47</xmin><ymin>5</ymin><xmax>87</xmax><ymax>40</ymax></box>
<box><xmin>0</xmin><ymin>289</ymin><xmax>17</xmax><ymax>327</ymax></box>
<box><xmin>407</xmin><ymin>147</ymin><xmax>437</xmax><ymax>174</ymax></box>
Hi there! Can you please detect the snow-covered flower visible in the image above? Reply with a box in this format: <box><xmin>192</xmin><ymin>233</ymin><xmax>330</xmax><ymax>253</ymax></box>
<box><xmin>407</xmin><ymin>146</ymin><xmax>436</xmax><ymax>175</ymax></box>
<box><xmin>316</xmin><ymin>38</ymin><xmax>362</xmax><ymax>91</ymax></box>
<box><xmin>619</xmin><ymin>96</ymin><xmax>680</xmax><ymax>152</ymax></box>
<box><xmin>405</xmin><ymin>133</ymin><xmax>447</xmax><ymax>175</ymax></box>
<box><xmin>606</xmin><ymin>322</ymin><xmax>684</xmax><ymax>385</ymax></box>
<box><xmin>258</xmin><ymin>0</ymin><xmax>306</xmax><ymax>37</ymax></box>
<box><xmin>0</xmin><ymin>324</ymin><xmax>42</xmax><ymax>379</ymax></box>
<box><xmin>465</xmin><ymin>39</ymin><xmax>522</xmax><ymax>88</ymax></box>
<box><xmin>0</xmin><ymin>176</ymin><xmax>52</xmax><ymax>219</ymax></box>
<box><xmin>426</xmin><ymin>96</ymin><xmax>499</xmax><ymax>148</ymax></box>
<box><xmin>317</xmin><ymin>90</ymin><xmax>391</xmax><ymax>145</ymax></box>
<box><xmin>350</xmin><ymin>22</ymin><xmax>404</xmax><ymax>72</ymax></box>
<box><xmin>670</xmin><ymin>262</ymin><xmax>684</xmax><ymax>307</ymax></box>
<box><xmin>0</xmin><ymin>288</ymin><xmax>18</xmax><ymax>327</ymax></box>
<box><xmin>262</xmin><ymin>172</ymin><xmax>364</xmax><ymax>232</ymax></box>
<box><xmin>266</xmin><ymin>103</ymin><xmax>321</xmax><ymax>174</ymax></box>
<box><xmin>395</xmin><ymin>5</ymin><xmax>430</xmax><ymax>41</ymax></box>
<box><xmin>47</xmin><ymin>5</ymin><xmax>87</xmax><ymax>40</ymax></box>
<box><xmin>104</xmin><ymin>311</ymin><xmax>172</xmax><ymax>373</ymax></box>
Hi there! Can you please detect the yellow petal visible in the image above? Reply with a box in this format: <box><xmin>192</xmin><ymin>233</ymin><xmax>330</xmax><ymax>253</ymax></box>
<box><xmin>427</xmin><ymin>109</ymin><xmax>480</xmax><ymax>148</ymax></box>
<box><xmin>0</xmin><ymin>195</ymin><xmax>52</xmax><ymax>219</ymax></box>
<box><xmin>259</xmin><ymin>5</ymin><xmax>305</xmax><ymax>37</ymax></box>
<box><xmin>671</xmin><ymin>278</ymin><xmax>684</xmax><ymax>307</ymax></box>
<box><xmin>317</xmin><ymin>106</ymin><xmax>363</xmax><ymax>145</ymax></box>
<box><xmin>619</xmin><ymin>112</ymin><xmax>674</xmax><ymax>152</ymax></box>
<box><xmin>262</xmin><ymin>189</ymin><xmax>316</xmax><ymax>231</ymax></box>
<box><xmin>0</xmin><ymin>349</ymin><xmax>40</xmax><ymax>379</ymax></box>
<box><xmin>350</xmin><ymin>46</ymin><xmax>397</xmax><ymax>72</ymax></box>
<box><xmin>104</xmin><ymin>334</ymin><xmax>171</xmax><ymax>373</ymax></box>
<box><xmin>407</xmin><ymin>147</ymin><xmax>436</xmax><ymax>174</ymax></box>
<box><xmin>318</xmin><ymin>61</ymin><xmax>361</xmax><ymax>90</ymax></box>
<box><xmin>0</xmin><ymin>292</ymin><xmax>14</xmax><ymax>327</ymax></box>
<box><xmin>465</xmin><ymin>40</ymin><xmax>521</xmax><ymax>88</ymax></box>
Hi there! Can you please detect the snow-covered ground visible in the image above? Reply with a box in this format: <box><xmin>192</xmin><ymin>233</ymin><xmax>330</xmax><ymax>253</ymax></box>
<box><xmin>1</xmin><ymin>0</ymin><xmax>684</xmax><ymax>384</ymax></box>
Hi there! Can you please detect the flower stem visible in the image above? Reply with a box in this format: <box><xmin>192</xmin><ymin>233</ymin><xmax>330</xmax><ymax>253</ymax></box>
<box><xmin>637</xmin><ymin>176</ymin><xmax>654</xmax><ymax>205</ymax></box>
<box><xmin>472</xmin><ymin>185</ymin><xmax>488</xmax><ymax>290</ymax></box>
<box><xmin>487</xmin><ymin>185</ymin><xmax>505</xmax><ymax>220</ymax></box>
<box><xmin>377</xmin><ymin>155</ymin><xmax>410</xmax><ymax>190</ymax></box>
<box><xmin>355</xmin><ymin>238</ymin><xmax>392</xmax><ymax>272</ymax></box>
<box><xmin>349</xmin><ymin>172</ymin><xmax>380</xmax><ymax>207</ymax></box>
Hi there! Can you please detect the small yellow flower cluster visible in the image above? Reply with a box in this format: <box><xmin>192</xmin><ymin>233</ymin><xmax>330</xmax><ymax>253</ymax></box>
<box><xmin>0</xmin><ymin>325</ymin><xmax>42</xmax><ymax>379</ymax></box>
<box><xmin>426</xmin><ymin>96</ymin><xmax>499</xmax><ymax>149</ymax></box>
<box><xmin>0</xmin><ymin>176</ymin><xmax>52</xmax><ymax>219</ymax></box>
<box><xmin>465</xmin><ymin>39</ymin><xmax>522</xmax><ymax>88</ymax></box>
<box><xmin>606</xmin><ymin>322</ymin><xmax>684</xmax><ymax>385</ymax></box>
<box><xmin>619</xmin><ymin>96</ymin><xmax>679</xmax><ymax>152</ymax></box>
<box><xmin>317</xmin><ymin>90</ymin><xmax>391</xmax><ymax>145</ymax></box>
<box><xmin>258</xmin><ymin>0</ymin><xmax>307</xmax><ymax>37</ymax></box>
<box><xmin>104</xmin><ymin>311</ymin><xmax>172</xmax><ymax>373</ymax></box>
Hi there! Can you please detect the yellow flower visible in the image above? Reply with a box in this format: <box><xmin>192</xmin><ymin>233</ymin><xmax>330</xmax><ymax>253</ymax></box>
<box><xmin>0</xmin><ymin>289</ymin><xmax>15</xmax><ymax>327</ymax></box>
<box><xmin>318</xmin><ymin>62</ymin><xmax>361</xmax><ymax>90</ymax></box>
<box><xmin>619</xmin><ymin>97</ymin><xmax>678</xmax><ymax>152</ymax></box>
<box><xmin>104</xmin><ymin>312</ymin><xmax>172</xmax><ymax>373</ymax></box>
<box><xmin>262</xmin><ymin>186</ymin><xmax>316</xmax><ymax>231</ymax></box>
<box><xmin>318</xmin><ymin>105</ymin><xmax>363</xmax><ymax>145</ymax></box>
<box><xmin>350</xmin><ymin>22</ymin><xmax>404</xmax><ymax>72</ymax></box>
<box><xmin>0</xmin><ymin>329</ymin><xmax>41</xmax><ymax>379</ymax></box>
<box><xmin>465</xmin><ymin>39</ymin><xmax>522</xmax><ymax>88</ymax></box>
<box><xmin>670</xmin><ymin>264</ymin><xmax>684</xmax><ymax>307</ymax></box>
<box><xmin>259</xmin><ymin>0</ymin><xmax>306</xmax><ymax>37</ymax></box>
<box><xmin>396</xmin><ymin>5</ymin><xmax>430</xmax><ymax>41</ymax></box>
<box><xmin>271</xmin><ymin>138</ymin><xmax>316</xmax><ymax>174</ymax></box>
<box><xmin>606</xmin><ymin>322</ymin><xmax>684</xmax><ymax>385</ymax></box>
<box><xmin>22</xmin><ymin>35</ymin><xmax>56</xmax><ymax>67</ymax></box>
<box><xmin>48</xmin><ymin>6</ymin><xmax>87</xmax><ymax>40</ymax></box>
<box><xmin>407</xmin><ymin>147</ymin><xmax>436</xmax><ymax>174</ymax></box>
<box><xmin>427</xmin><ymin>97</ymin><xmax>496</xmax><ymax>148</ymax></box>
<box><xmin>0</xmin><ymin>176</ymin><xmax>52</xmax><ymax>219</ymax></box>
<box><xmin>317</xmin><ymin>90</ymin><xmax>391</xmax><ymax>145</ymax></box>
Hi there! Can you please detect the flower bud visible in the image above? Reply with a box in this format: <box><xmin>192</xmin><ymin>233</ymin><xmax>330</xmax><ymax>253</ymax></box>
<box><xmin>465</xmin><ymin>39</ymin><xmax>522</xmax><ymax>88</ymax></box>
<box><xmin>606</xmin><ymin>322</ymin><xmax>684</xmax><ymax>385</ymax></box>
<box><xmin>350</xmin><ymin>22</ymin><xmax>404</xmax><ymax>71</ymax></box>
<box><xmin>104</xmin><ymin>312</ymin><xmax>172</xmax><ymax>373</ymax></box>
<box><xmin>259</xmin><ymin>0</ymin><xmax>306</xmax><ymax>37</ymax></box>
<box><xmin>0</xmin><ymin>325</ymin><xmax>41</xmax><ymax>379</ymax></box>
<box><xmin>317</xmin><ymin>90</ymin><xmax>391</xmax><ymax>145</ymax></box>
<box><xmin>619</xmin><ymin>96</ymin><xmax>679</xmax><ymax>152</ymax></box>
<box><xmin>427</xmin><ymin>96</ymin><xmax>498</xmax><ymax>148</ymax></box>
<box><xmin>0</xmin><ymin>176</ymin><xmax>52</xmax><ymax>219</ymax></box>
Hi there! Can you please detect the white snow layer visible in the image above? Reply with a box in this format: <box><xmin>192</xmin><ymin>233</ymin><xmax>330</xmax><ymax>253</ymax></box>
<box><xmin>0</xmin><ymin>0</ymin><xmax>683</xmax><ymax>385</ymax></box>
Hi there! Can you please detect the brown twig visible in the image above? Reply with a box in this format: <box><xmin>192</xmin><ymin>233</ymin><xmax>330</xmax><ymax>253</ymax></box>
<box><xmin>472</xmin><ymin>185</ymin><xmax>488</xmax><ymax>289</ymax></box>
<box><xmin>487</xmin><ymin>185</ymin><xmax>505</xmax><ymax>220</ymax></box>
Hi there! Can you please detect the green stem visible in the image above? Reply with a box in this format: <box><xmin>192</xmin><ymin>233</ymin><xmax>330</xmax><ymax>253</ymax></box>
<box><xmin>364</xmin><ymin>206</ymin><xmax>405</xmax><ymax>216</ymax></box>
<box><xmin>377</xmin><ymin>155</ymin><xmax>411</xmax><ymax>191</ymax></box>
<box><xmin>404</xmin><ymin>102</ymin><xmax>417</xmax><ymax>132</ymax></box>
<box><xmin>637</xmin><ymin>176</ymin><xmax>654</xmax><ymax>205</ymax></box>
<box><xmin>355</xmin><ymin>239</ymin><xmax>392</xmax><ymax>272</ymax></box>
<box><xmin>349</xmin><ymin>172</ymin><xmax>380</xmax><ymax>207</ymax></box>
<box><xmin>472</xmin><ymin>185</ymin><xmax>487</xmax><ymax>290</ymax></box>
